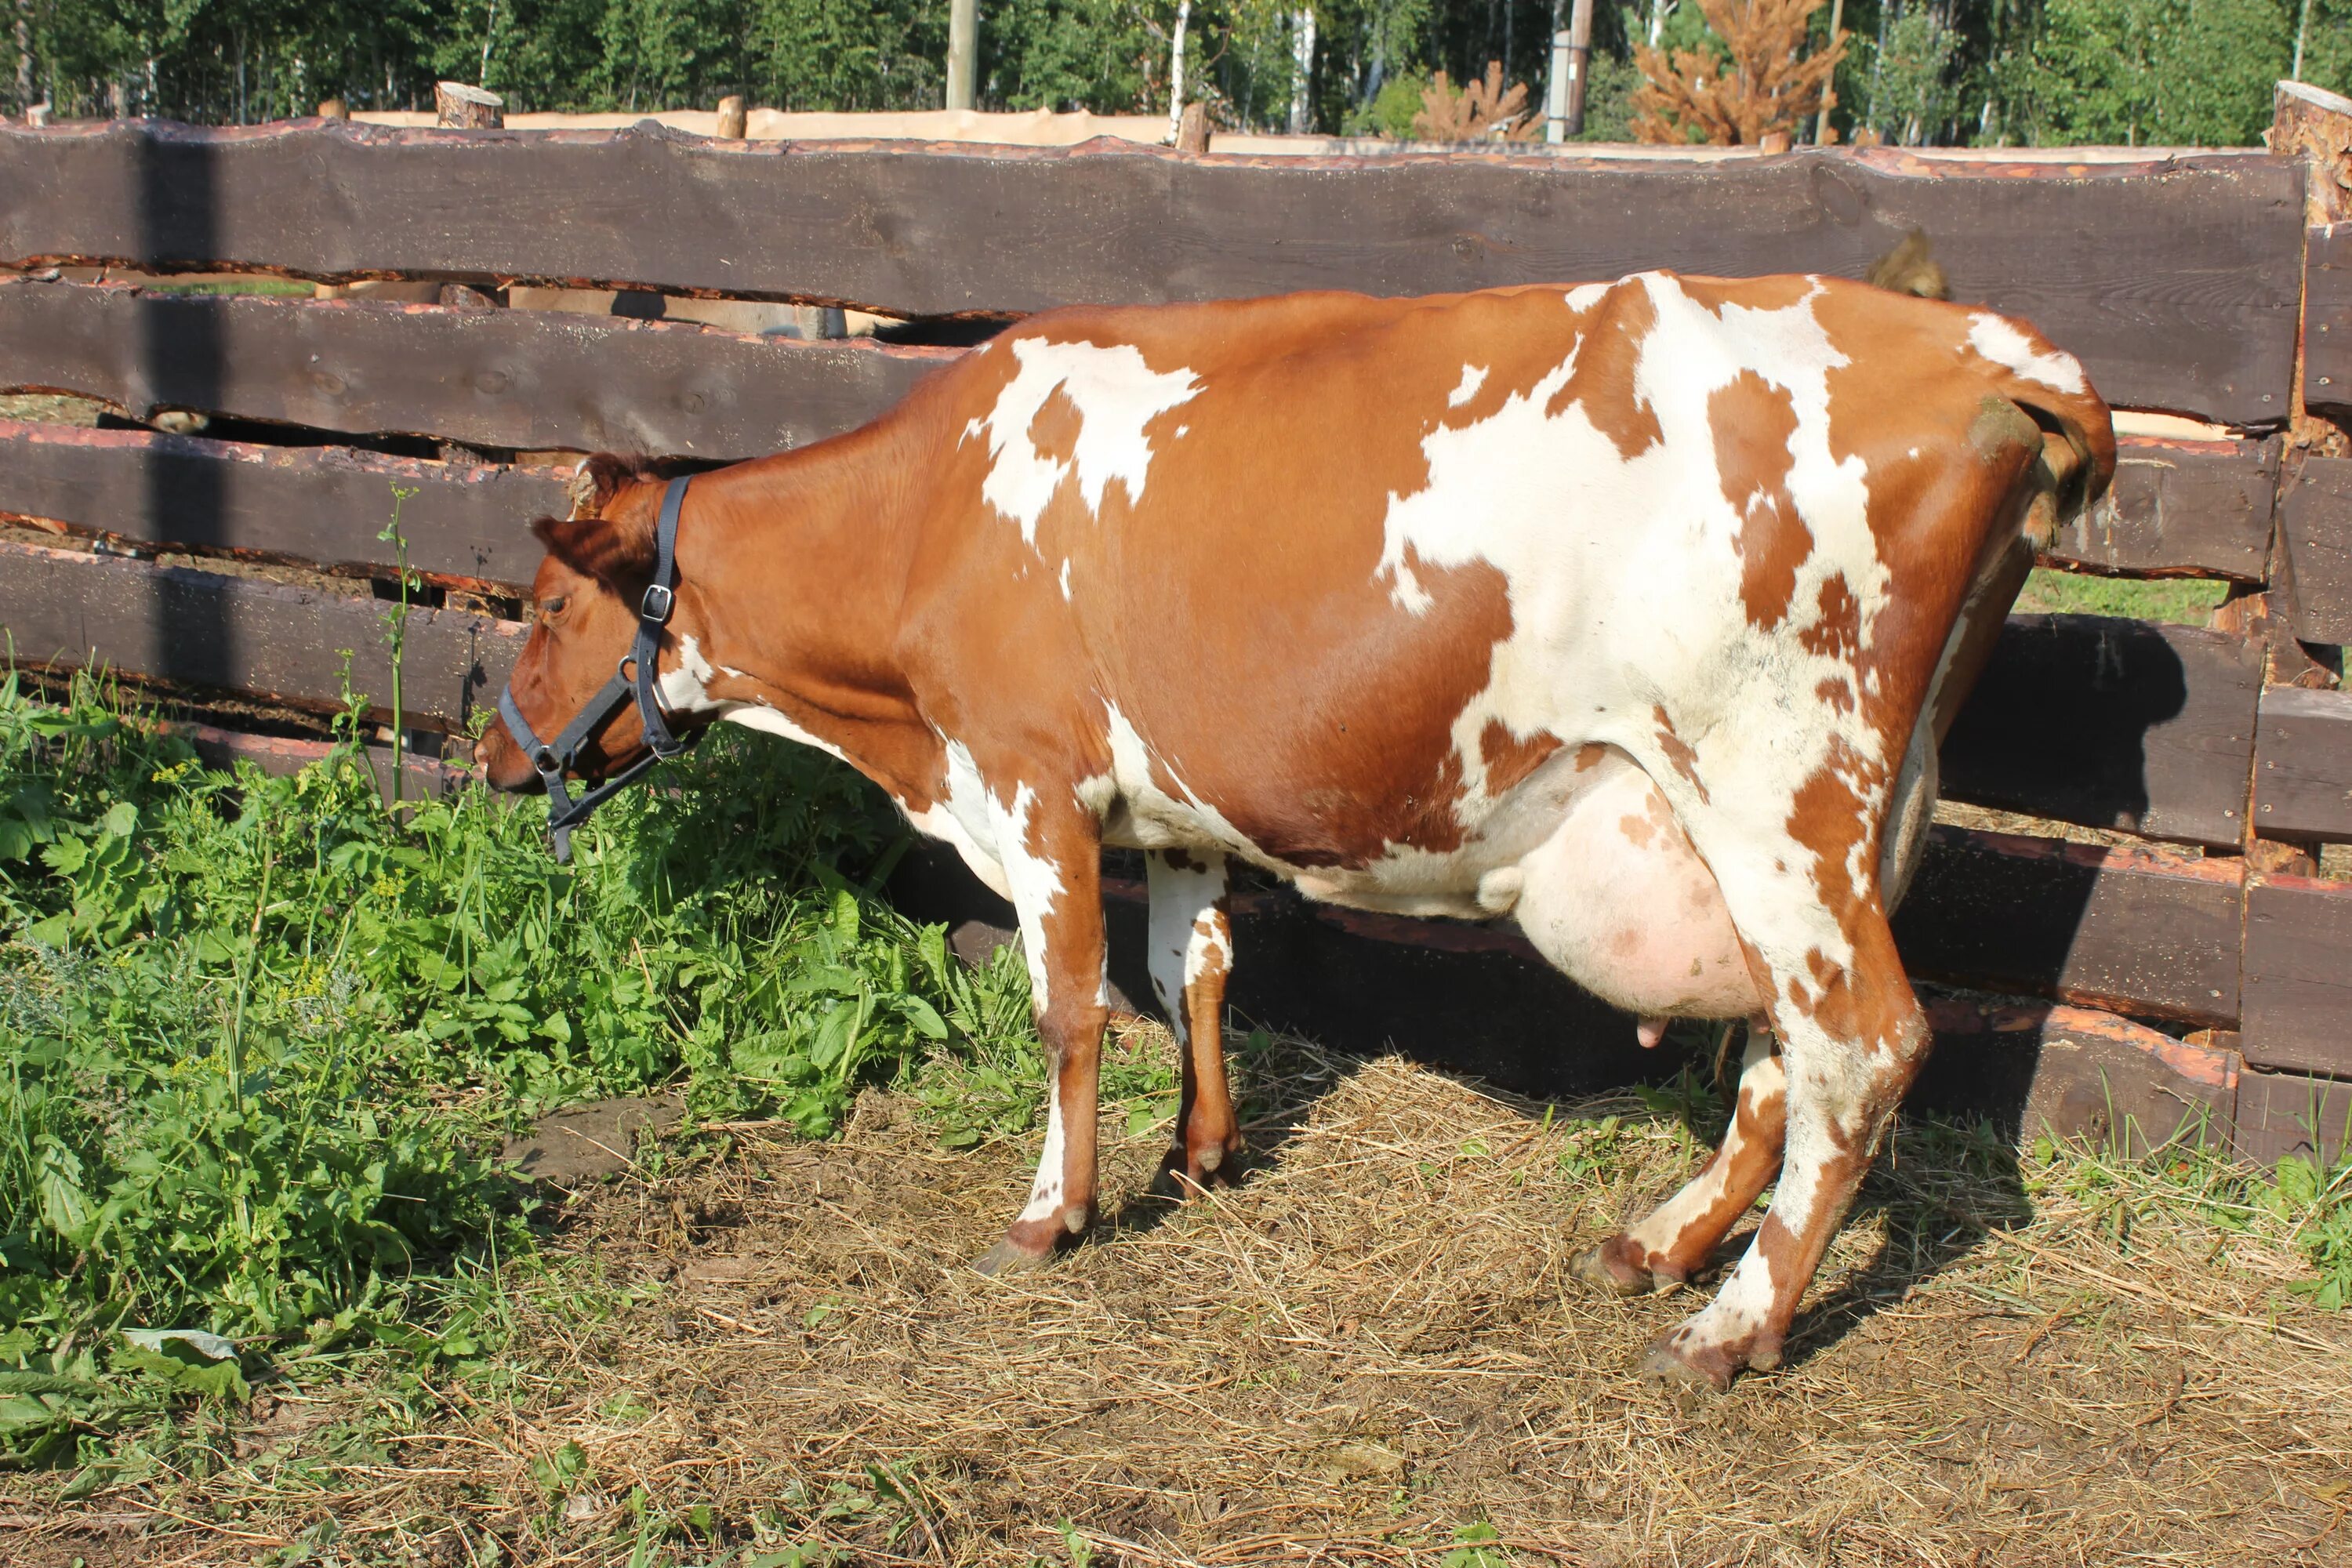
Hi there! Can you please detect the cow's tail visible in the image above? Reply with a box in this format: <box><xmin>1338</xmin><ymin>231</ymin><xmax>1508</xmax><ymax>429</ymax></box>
<box><xmin>1980</xmin><ymin>332</ymin><xmax>2118</xmax><ymax>549</ymax></box>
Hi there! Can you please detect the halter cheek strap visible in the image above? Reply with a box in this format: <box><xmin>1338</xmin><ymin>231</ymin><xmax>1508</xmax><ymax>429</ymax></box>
<box><xmin>495</xmin><ymin>474</ymin><xmax>698</xmax><ymax>862</ymax></box>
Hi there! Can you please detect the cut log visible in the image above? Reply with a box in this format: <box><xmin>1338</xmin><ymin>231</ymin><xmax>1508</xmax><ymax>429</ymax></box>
<box><xmin>0</xmin><ymin>280</ymin><xmax>953</xmax><ymax>459</ymax></box>
<box><xmin>435</xmin><ymin>82</ymin><xmax>504</xmax><ymax>131</ymax></box>
<box><xmin>0</xmin><ymin>418</ymin><xmax>566</xmax><ymax>590</ymax></box>
<box><xmin>1892</xmin><ymin>825</ymin><xmax>2245</xmax><ymax>1028</ymax></box>
<box><xmin>2240</xmin><ymin>873</ymin><xmax>2352</xmax><ymax>1076</ymax></box>
<box><xmin>1940</xmin><ymin>615</ymin><xmax>2265</xmax><ymax>851</ymax></box>
<box><xmin>0</xmin><ymin>535</ymin><xmax>524</xmax><ymax>727</ymax></box>
<box><xmin>0</xmin><ymin>122</ymin><xmax>2304</xmax><ymax>426</ymax></box>
<box><xmin>2045</xmin><ymin>437</ymin><xmax>2278</xmax><ymax>582</ymax></box>
<box><xmin>2251</xmin><ymin>684</ymin><xmax>2352</xmax><ymax>843</ymax></box>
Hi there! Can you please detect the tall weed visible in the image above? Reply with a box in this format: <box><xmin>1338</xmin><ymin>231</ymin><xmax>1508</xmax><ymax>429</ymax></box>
<box><xmin>0</xmin><ymin>670</ymin><xmax>1036</xmax><ymax>1464</ymax></box>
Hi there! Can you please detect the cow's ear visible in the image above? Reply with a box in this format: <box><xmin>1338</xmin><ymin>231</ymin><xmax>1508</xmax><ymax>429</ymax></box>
<box><xmin>532</xmin><ymin>511</ymin><xmax>655</xmax><ymax>586</ymax></box>
<box><xmin>566</xmin><ymin>452</ymin><xmax>639</xmax><ymax>520</ymax></box>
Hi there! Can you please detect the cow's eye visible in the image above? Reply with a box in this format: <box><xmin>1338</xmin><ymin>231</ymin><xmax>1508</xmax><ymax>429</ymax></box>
<box><xmin>539</xmin><ymin>596</ymin><xmax>568</xmax><ymax>619</ymax></box>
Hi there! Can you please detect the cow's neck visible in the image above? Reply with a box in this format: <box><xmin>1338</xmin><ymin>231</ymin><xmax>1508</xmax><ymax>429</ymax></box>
<box><xmin>661</xmin><ymin>428</ymin><xmax>924</xmax><ymax>760</ymax></box>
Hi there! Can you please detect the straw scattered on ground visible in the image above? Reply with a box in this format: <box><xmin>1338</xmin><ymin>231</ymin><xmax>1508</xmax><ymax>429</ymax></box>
<box><xmin>8</xmin><ymin>1025</ymin><xmax>2350</xmax><ymax>1568</ymax></box>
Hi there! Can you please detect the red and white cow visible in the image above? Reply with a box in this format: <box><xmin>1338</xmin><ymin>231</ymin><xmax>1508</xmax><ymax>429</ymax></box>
<box><xmin>480</xmin><ymin>271</ymin><xmax>2114</xmax><ymax>1389</ymax></box>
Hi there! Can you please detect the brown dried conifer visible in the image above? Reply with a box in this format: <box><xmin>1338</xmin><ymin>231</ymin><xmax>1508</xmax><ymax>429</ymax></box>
<box><xmin>1632</xmin><ymin>0</ymin><xmax>1846</xmax><ymax>146</ymax></box>
<box><xmin>1411</xmin><ymin>61</ymin><xmax>1542</xmax><ymax>143</ymax></box>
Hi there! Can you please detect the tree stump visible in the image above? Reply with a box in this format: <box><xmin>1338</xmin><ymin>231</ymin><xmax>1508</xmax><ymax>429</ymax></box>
<box><xmin>717</xmin><ymin>96</ymin><xmax>748</xmax><ymax>140</ymax></box>
<box><xmin>317</xmin><ymin>98</ymin><xmax>349</xmax><ymax>121</ymax></box>
<box><xmin>1176</xmin><ymin>101</ymin><xmax>1212</xmax><ymax>154</ymax></box>
<box><xmin>435</xmin><ymin>82</ymin><xmax>504</xmax><ymax>131</ymax></box>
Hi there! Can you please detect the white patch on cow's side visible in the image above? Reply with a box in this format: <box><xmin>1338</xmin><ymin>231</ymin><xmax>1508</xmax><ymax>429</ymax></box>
<box><xmin>1018</xmin><ymin>1088</ymin><xmax>1069</xmax><ymax>1222</ymax></box>
<box><xmin>1966</xmin><ymin>313</ymin><xmax>2087</xmax><ymax>394</ymax></box>
<box><xmin>1356</xmin><ymin>272</ymin><xmax>1891</xmax><ymax>1004</ymax></box>
<box><xmin>1564</xmin><ymin>281</ymin><xmax>1612</xmax><ymax>313</ymax></box>
<box><xmin>1059</xmin><ymin>559</ymin><xmax>1073</xmax><ymax>600</ymax></box>
<box><xmin>1447</xmin><ymin>364</ymin><xmax>1489</xmax><ymax>408</ymax></box>
<box><xmin>960</xmin><ymin>336</ymin><xmax>1201</xmax><ymax>546</ymax></box>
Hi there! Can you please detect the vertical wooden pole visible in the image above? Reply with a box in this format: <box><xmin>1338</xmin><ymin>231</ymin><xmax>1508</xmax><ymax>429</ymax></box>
<box><xmin>946</xmin><ymin>0</ymin><xmax>978</xmax><ymax>111</ymax></box>
<box><xmin>1564</xmin><ymin>0</ymin><xmax>1594</xmax><ymax>137</ymax></box>
<box><xmin>716</xmin><ymin>94</ymin><xmax>747</xmax><ymax>139</ymax></box>
<box><xmin>1815</xmin><ymin>0</ymin><xmax>1846</xmax><ymax>143</ymax></box>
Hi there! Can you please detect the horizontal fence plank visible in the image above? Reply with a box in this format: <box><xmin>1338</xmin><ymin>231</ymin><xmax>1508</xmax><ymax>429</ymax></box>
<box><xmin>0</xmin><ymin>280</ymin><xmax>951</xmax><ymax>458</ymax></box>
<box><xmin>2045</xmin><ymin>436</ymin><xmax>2276</xmax><ymax>581</ymax></box>
<box><xmin>1940</xmin><ymin>614</ymin><xmax>2263</xmax><ymax>850</ymax></box>
<box><xmin>2307</xmin><ymin>223</ymin><xmax>2350</xmax><ymax>419</ymax></box>
<box><xmin>2234</xmin><ymin>1065</ymin><xmax>2352</xmax><ymax>1167</ymax></box>
<box><xmin>1892</xmin><ymin>824</ymin><xmax>2244</xmax><ymax>1028</ymax></box>
<box><xmin>0</xmin><ymin>537</ymin><xmax>523</xmax><ymax>727</ymax></box>
<box><xmin>2280</xmin><ymin>454</ymin><xmax>2352</xmax><ymax>645</ymax></box>
<box><xmin>2252</xmin><ymin>684</ymin><xmax>2352</xmax><ymax>842</ymax></box>
<box><xmin>2240</xmin><ymin>874</ymin><xmax>2352</xmax><ymax>1076</ymax></box>
<box><xmin>0</xmin><ymin>122</ymin><xmax>2305</xmax><ymax>426</ymax></box>
<box><xmin>0</xmin><ymin>419</ymin><xmax>566</xmax><ymax>587</ymax></box>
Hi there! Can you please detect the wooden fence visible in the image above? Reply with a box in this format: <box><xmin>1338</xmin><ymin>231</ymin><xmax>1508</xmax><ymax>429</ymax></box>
<box><xmin>2</xmin><ymin>107</ymin><xmax>2348</xmax><ymax>1165</ymax></box>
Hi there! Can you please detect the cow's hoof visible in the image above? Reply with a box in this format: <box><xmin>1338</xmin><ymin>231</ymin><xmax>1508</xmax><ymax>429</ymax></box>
<box><xmin>1155</xmin><ymin>1142</ymin><xmax>1245</xmax><ymax>1199</ymax></box>
<box><xmin>1636</xmin><ymin>1327</ymin><xmax>1756</xmax><ymax>1395</ymax></box>
<box><xmin>970</xmin><ymin>1238</ymin><xmax>1055</xmax><ymax>1277</ymax></box>
<box><xmin>1570</xmin><ymin>1240</ymin><xmax>1654</xmax><ymax>1298</ymax></box>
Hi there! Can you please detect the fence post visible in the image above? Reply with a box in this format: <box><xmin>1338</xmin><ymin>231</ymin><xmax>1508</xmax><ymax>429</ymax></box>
<box><xmin>716</xmin><ymin>95</ymin><xmax>747</xmax><ymax>140</ymax></box>
<box><xmin>435</xmin><ymin>82</ymin><xmax>503</xmax><ymax>131</ymax></box>
<box><xmin>946</xmin><ymin>0</ymin><xmax>978</xmax><ymax>112</ymax></box>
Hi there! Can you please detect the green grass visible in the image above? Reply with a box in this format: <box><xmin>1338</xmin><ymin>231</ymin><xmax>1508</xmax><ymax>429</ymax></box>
<box><xmin>2013</xmin><ymin>567</ymin><xmax>2230</xmax><ymax>626</ymax></box>
<box><xmin>138</xmin><ymin>277</ymin><xmax>318</xmax><ymax>298</ymax></box>
<box><xmin>0</xmin><ymin>670</ymin><xmax>1043</xmax><ymax>1469</ymax></box>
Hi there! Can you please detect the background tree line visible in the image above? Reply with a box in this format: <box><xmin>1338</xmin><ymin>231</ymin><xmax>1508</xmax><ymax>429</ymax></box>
<box><xmin>9</xmin><ymin>0</ymin><xmax>2350</xmax><ymax>145</ymax></box>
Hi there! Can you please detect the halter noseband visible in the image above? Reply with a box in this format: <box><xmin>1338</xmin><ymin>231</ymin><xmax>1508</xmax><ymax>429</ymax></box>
<box><xmin>497</xmin><ymin>474</ymin><xmax>698</xmax><ymax>862</ymax></box>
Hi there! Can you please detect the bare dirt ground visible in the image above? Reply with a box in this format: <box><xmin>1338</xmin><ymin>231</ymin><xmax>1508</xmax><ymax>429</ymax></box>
<box><xmin>9</xmin><ymin>1027</ymin><xmax>2348</xmax><ymax>1568</ymax></box>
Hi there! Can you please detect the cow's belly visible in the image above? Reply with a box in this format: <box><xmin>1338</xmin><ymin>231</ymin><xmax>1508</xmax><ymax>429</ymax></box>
<box><xmin>1504</xmin><ymin>753</ymin><xmax>1761</xmax><ymax>1019</ymax></box>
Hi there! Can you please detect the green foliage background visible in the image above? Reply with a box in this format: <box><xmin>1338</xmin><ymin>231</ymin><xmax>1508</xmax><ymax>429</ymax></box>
<box><xmin>12</xmin><ymin>0</ymin><xmax>2348</xmax><ymax>143</ymax></box>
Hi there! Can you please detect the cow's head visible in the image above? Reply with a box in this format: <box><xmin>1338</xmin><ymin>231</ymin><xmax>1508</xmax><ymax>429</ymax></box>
<box><xmin>476</xmin><ymin>454</ymin><xmax>702</xmax><ymax>793</ymax></box>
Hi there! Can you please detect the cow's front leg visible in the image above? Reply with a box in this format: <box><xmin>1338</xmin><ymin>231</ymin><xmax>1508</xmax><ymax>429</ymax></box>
<box><xmin>973</xmin><ymin>787</ymin><xmax>1108</xmax><ymax>1276</ymax></box>
<box><xmin>1145</xmin><ymin>848</ymin><xmax>1243</xmax><ymax>1194</ymax></box>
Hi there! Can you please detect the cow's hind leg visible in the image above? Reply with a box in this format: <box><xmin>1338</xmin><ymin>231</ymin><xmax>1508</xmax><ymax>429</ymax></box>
<box><xmin>1642</xmin><ymin>900</ymin><xmax>1929</xmax><ymax>1391</ymax></box>
<box><xmin>972</xmin><ymin>789</ymin><xmax>1110</xmax><ymax>1276</ymax></box>
<box><xmin>1145</xmin><ymin>849</ymin><xmax>1244</xmax><ymax>1194</ymax></box>
<box><xmin>1571</xmin><ymin>1021</ymin><xmax>1785</xmax><ymax>1296</ymax></box>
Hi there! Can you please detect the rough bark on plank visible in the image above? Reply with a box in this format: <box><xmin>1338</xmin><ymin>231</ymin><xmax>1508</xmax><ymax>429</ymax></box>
<box><xmin>1890</xmin><ymin>824</ymin><xmax>2244</xmax><ymax>1028</ymax></box>
<box><xmin>2252</xmin><ymin>684</ymin><xmax>2352</xmax><ymax>843</ymax></box>
<box><xmin>0</xmin><ymin>536</ymin><xmax>523</xmax><ymax>726</ymax></box>
<box><xmin>1939</xmin><ymin>614</ymin><xmax>2263</xmax><ymax>850</ymax></box>
<box><xmin>2043</xmin><ymin>436</ymin><xmax>2277</xmax><ymax>581</ymax></box>
<box><xmin>2234</xmin><ymin>1065</ymin><xmax>2352</xmax><ymax>1167</ymax></box>
<box><xmin>0</xmin><ymin>419</ymin><xmax>566</xmax><ymax>589</ymax></box>
<box><xmin>2279</xmin><ymin>453</ymin><xmax>2352</xmax><ymax>644</ymax></box>
<box><xmin>2307</xmin><ymin>225</ymin><xmax>2350</xmax><ymax>419</ymax></box>
<box><xmin>2240</xmin><ymin>873</ymin><xmax>2352</xmax><ymax>1076</ymax></box>
<box><xmin>0</xmin><ymin>279</ymin><xmax>953</xmax><ymax>459</ymax></box>
<box><xmin>0</xmin><ymin>121</ymin><xmax>2305</xmax><ymax>425</ymax></box>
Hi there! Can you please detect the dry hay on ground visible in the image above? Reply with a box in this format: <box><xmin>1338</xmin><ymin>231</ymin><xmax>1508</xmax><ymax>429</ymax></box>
<box><xmin>11</xmin><ymin>1028</ymin><xmax>2350</xmax><ymax>1567</ymax></box>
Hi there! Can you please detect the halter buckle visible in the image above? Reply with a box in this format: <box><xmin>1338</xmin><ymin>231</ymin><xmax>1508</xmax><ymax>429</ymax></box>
<box><xmin>640</xmin><ymin>583</ymin><xmax>674</xmax><ymax>623</ymax></box>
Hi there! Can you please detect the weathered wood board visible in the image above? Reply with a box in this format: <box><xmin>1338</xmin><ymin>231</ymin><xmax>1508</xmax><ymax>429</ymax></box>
<box><xmin>1891</xmin><ymin>825</ymin><xmax>2245</xmax><ymax>1028</ymax></box>
<box><xmin>2306</xmin><ymin>223</ymin><xmax>2350</xmax><ymax>419</ymax></box>
<box><xmin>0</xmin><ymin>122</ymin><xmax>2307</xmax><ymax>425</ymax></box>
<box><xmin>2252</xmin><ymin>684</ymin><xmax>2352</xmax><ymax>842</ymax></box>
<box><xmin>0</xmin><ymin>280</ymin><xmax>952</xmax><ymax>458</ymax></box>
<box><xmin>2234</xmin><ymin>1066</ymin><xmax>2352</xmax><ymax>1166</ymax></box>
<box><xmin>2240</xmin><ymin>874</ymin><xmax>2352</xmax><ymax>1076</ymax></box>
<box><xmin>2045</xmin><ymin>437</ymin><xmax>2276</xmax><ymax>582</ymax></box>
<box><xmin>1939</xmin><ymin>615</ymin><xmax>2264</xmax><ymax>850</ymax></box>
<box><xmin>0</xmin><ymin>536</ymin><xmax>524</xmax><ymax>726</ymax></box>
<box><xmin>0</xmin><ymin>419</ymin><xmax>567</xmax><ymax>587</ymax></box>
<box><xmin>2279</xmin><ymin>454</ymin><xmax>2352</xmax><ymax>646</ymax></box>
